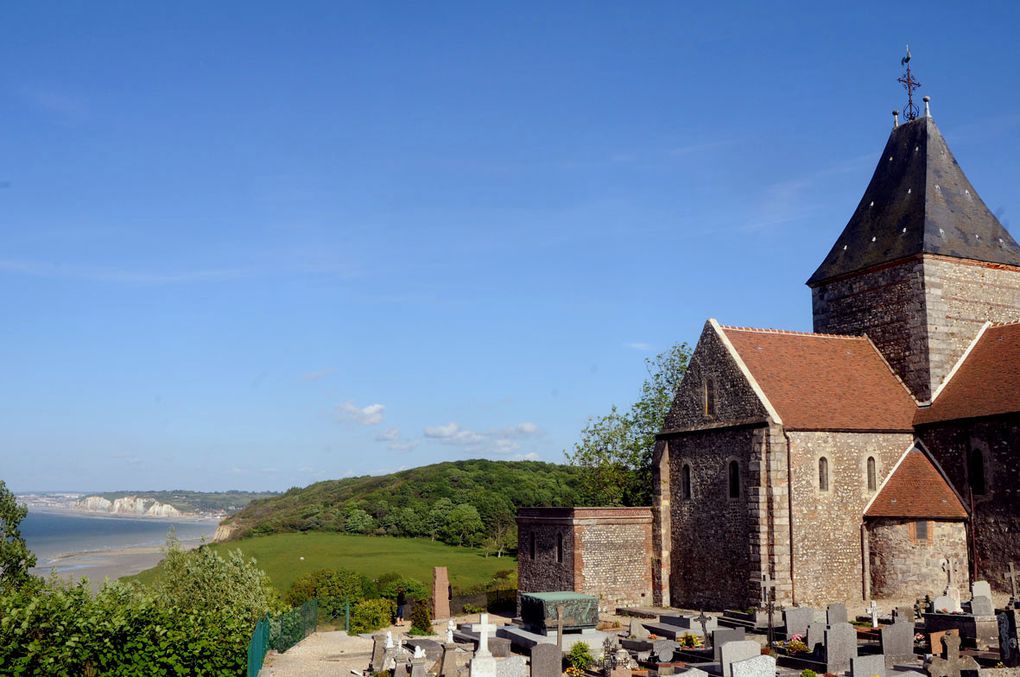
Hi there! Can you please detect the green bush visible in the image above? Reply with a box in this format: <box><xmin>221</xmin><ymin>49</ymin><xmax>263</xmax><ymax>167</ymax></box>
<box><xmin>801</xmin><ymin>669</ymin><xmax>817</xmax><ymax>677</ymax></box>
<box><xmin>409</xmin><ymin>600</ymin><xmax>433</xmax><ymax>636</ymax></box>
<box><xmin>568</xmin><ymin>642</ymin><xmax>594</xmax><ymax>671</ymax></box>
<box><xmin>351</xmin><ymin>598</ymin><xmax>395</xmax><ymax>634</ymax></box>
<box><xmin>379</xmin><ymin>576</ymin><xmax>428</xmax><ymax>603</ymax></box>
<box><xmin>286</xmin><ymin>568</ymin><xmax>365</xmax><ymax>619</ymax></box>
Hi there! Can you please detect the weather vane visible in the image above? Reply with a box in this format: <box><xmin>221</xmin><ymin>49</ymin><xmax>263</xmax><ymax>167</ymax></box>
<box><xmin>897</xmin><ymin>45</ymin><xmax>921</xmax><ymax>121</ymax></box>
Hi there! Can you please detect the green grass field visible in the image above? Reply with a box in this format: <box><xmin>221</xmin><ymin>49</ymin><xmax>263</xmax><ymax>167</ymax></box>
<box><xmin>131</xmin><ymin>532</ymin><xmax>517</xmax><ymax>593</ymax></box>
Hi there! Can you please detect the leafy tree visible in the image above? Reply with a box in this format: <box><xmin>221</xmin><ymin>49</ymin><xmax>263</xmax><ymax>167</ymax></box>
<box><xmin>474</xmin><ymin>494</ymin><xmax>517</xmax><ymax>557</ymax></box>
<box><xmin>0</xmin><ymin>480</ymin><xmax>36</xmax><ymax>592</ymax></box>
<box><xmin>426</xmin><ymin>498</ymin><xmax>454</xmax><ymax>541</ymax></box>
<box><xmin>344</xmin><ymin>507</ymin><xmax>375</xmax><ymax>534</ymax></box>
<box><xmin>566</xmin><ymin>342</ymin><xmax>691</xmax><ymax>505</ymax></box>
<box><xmin>286</xmin><ymin>568</ymin><xmax>365</xmax><ymax>619</ymax></box>
<box><xmin>442</xmin><ymin>503</ymin><xmax>484</xmax><ymax>546</ymax></box>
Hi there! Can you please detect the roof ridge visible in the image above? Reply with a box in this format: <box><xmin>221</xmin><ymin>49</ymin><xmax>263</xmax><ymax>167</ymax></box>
<box><xmin>988</xmin><ymin>320</ymin><xmax>1020</xmax><ymax>329</ymax></box>
<box><xmin>720</xmin><ymin>325</ymin><xmax>867</xmax><ymax>339</ymax></box>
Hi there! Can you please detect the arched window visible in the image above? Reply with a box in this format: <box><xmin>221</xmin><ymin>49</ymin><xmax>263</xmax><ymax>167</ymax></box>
<box><xmin>556</xmin><ymin>532</ymin><xmax>563</xmax><ymax>563</ymax></box>
<box><xmin>728</xmin><ymin>460</ymin><xmax>740</xmax><ymax>499</ymax></box>
<box><xmin>530</xmin><ymin>532</ymin><xmax>536</xmax><ymax>559</ymax></box>
<box><xmin>682</xmin><ymin>464</ymin><xmax>692</xmax><ymax>500</ymax></box>
<box><xmin>968</xmin><ymin>449</ymin><xmax>987</xmax><ymax>496</ymax></box>
<box><xmin>867</xmin><ymin>456</ymin><xmax>877</xmax><ymax>492</ymax></box>
<box><xmin>819</xmin><ymin>457</ymin><xmax>830</xmax><ymax>492</ymax></box>
<box><xmin>704</xmin><ymin>378</ymin><xmax>716</xmax><ymax>417</ymax></box>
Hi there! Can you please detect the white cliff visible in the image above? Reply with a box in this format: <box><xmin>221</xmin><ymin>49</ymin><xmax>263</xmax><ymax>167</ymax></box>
<box><xmin>75</xmin><ymin>495</ymin><xmax>184</xmax><ymax>518</ymax></box>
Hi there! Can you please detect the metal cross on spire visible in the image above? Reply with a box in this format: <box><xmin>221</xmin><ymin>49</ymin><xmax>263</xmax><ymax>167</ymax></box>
<box><xmin>897</xmin><ymin>45</ymin><xmax>922</xmax><ymax>121</ymax></box>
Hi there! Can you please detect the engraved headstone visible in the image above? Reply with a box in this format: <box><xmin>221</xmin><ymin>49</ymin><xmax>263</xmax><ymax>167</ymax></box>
<box><xmin>730</xmin><ymin>654</ymin><xmax>777</xmax><ymax>677</ymax></box>
<box><xmin>395</xmin><ymin>662</ymin><xmax>410</xmax><ymax>677</ymax></box>
<box><xmin>933</xmin><ymin>594</ymin><xmax>963</xmax><ymax>614</ymax></box>
<box><xmin>881</xmin><ymin>620</ymin><xmax>915</xmax><ymax>667</ymax></box>
<box><xmin>712</xmin><ymin>628</ymin><xmax>746</xmax><ymax>663</ymax></box>
<box><xmin>529</xmin><ymin>644</ymin><xmax>561</xmax><ymax>677</ymax></box>
<box><xmin>680</xmin><ymin>670</ymin><xmax>709</xmax><ymax>677</ymax></box>
<box><xmin>927</xmin><ymin>634</ymin><xmax>979</xmax><ymax>677</ymax></box>
<box><xmin>998</xmin><ymin>609</ymin><xmax>1020</xmax><ymax>667</ymax></box>
<box><xmin>895</xmin><ymin>606</ymin><xmax>915</xmax><ymax>624</ymax></box>
<box><xmin>824</xmin><ymin>622</ymin><xmax>857</xmax><ymax>674</ymax></box>
<box><xmin>870</xmin><ymin>601</ymin><xmax>880</xmax><ymax>629</ymax></box>
<box><xmin>653</xmin><ymin>639</ymin><xmax>679</xmax><ymax>663</ymax></box>
<box><xmin>720</xmin><ymin>640</ymin><xmax>761</xmax><ymax>677</ymax></box>
<box><xmin>783</xmin><ymin>607</ymin><xmax>816</xmax><ymax>640</ymax></box>
<box><xmin>827</xmin><ymin>603</ymin><xmax>849</xmax><ymax>625</ymax></box>
<box><xmin>372</xmin><ymin>633</ymin><xmax>388</xmax><ymax>672</ymax></box>
<box><xmin>851</xmin><ymin>654</ymin><xmax>887</xmax><ymax>677</ymax></box>
<box><xmin>489</xmin><ymin>638</ymin><xmax>512</xmax><ymax>659</ymax></box>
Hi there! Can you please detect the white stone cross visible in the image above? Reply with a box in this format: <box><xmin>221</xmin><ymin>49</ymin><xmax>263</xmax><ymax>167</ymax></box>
<box><xmin>475</xmin><ymin>613</ymin><xmax>496</xmax><ymax>657</ymax></box>
<box><xmin>869</xmin><ymin>601</ymin><xmax>879</xmax><ymax>629</ymax></box>
<box><xmin>942</xmin><ymin>557</ymin><xmax>958</xmax><ymax>594</ymax></box>
<box><xmin>385</xmin><ymin>631</ymin><xmax>395</xmax><ymax>649</ymax></box>
<box><xmin>447</xmin><ymin>619</ymin><xmax>456</xmax><ymax>644</ymax></box>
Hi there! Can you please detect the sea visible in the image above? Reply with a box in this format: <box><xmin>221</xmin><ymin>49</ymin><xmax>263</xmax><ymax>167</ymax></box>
<box><xmin>22</xmin><ymin>510</ymin><xmax>219</xmax><ymax>574</ymax></box>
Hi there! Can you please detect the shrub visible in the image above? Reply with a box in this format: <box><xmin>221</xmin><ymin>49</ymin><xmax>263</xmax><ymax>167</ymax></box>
<box><xmin>801</xmin><ymin>670</ymin><xmax>817</xmax><ymax>677</ymax></box>
<box><xmin>462</xmin><ymin>603</ymin><xmax>486</xmax><ymax>614</ymax></box>
<box><xmin>379</xmin><ymin>576</ymin><xmax>428</xmax><ymax>603</ymax></box>
<box><xmin>409</xmin><ymin>599</ymin><xmax>433</xmax><ymax>636</ymax></box>
<box><xmin>351</xmin><ymin>598</ymin><xmax>395</xmax><ymax>634</ymax></box>
<box><xmin>786</xmin><ymin>640</ymin><xmax>809</xmax><ymax>654</ymax></box>
<box><xmin>568</xmin><ymin>642</ymin><xmax>594</xmax><ymax>671</ymax></box>
<box><xmin>286</xmin><ymin>568</ymin><xmax>365</xmax><ymax>619</ymax></box>
<box><xmin>679</xmin><ymin>632</ymin><xmax>703</xmax><ymax>648</ymax></box>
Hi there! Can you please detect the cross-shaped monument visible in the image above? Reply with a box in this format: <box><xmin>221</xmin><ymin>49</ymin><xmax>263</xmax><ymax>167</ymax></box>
<box><xmin>760</xmin><ymin>573</ymin><xmax>778</xmax><ymax>648</ymax></box>
<box><xmin>869</xmin><ymin>601</ymin><xmax>879</xmax><ymax>629</ymax></box>
<box><xmin>695</xmin><ymin>609</ymin><xmax>712</xmax><ymax>649</ymax></box>
<box><xmin>942</xmin><ymin>558</ymin><xmax>958</xmax><ymax>595</ymax></box>
<box><xmin>475</xmin><ymin>613</ymin><xmax>495</xmax><ymax>657</ymax></box>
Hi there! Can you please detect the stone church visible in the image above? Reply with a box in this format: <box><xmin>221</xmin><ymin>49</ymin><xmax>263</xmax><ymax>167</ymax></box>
<box><xmin>518</xmin><ymin>100</ymin><xmax>1020</xmax><ymax>612</ymax></box>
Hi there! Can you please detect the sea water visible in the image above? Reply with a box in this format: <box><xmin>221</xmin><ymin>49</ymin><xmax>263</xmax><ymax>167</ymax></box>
<box><xmin>22</xmin><ymin>511</ymin><xmax>219</xmax><ymax>572</ymax></box>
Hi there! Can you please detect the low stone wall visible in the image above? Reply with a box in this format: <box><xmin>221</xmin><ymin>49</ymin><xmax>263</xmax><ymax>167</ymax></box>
<box><xmin>868</xmin><ymin>518</ymin><xmax>968</xmax><ymax>599</ymax></box>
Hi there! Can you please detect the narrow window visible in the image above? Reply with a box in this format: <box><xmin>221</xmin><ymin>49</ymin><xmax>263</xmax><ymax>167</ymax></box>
<box><xmin>912</xmin><ymin>520</ymin><xmax>930</xmax><ymax>544</ymax></box>
<box><xmin>682</xmin><ymin>464</ymin><xmax>692</xmax><ymax>500</ymax></box>
<box><xmin>819</xmin><ymin>457</ymin><xmax>829</xmax><ymax>492</ymax></box>
<box><xmin>529</xmin><ymin>532</ymin><xmax>536</xmax><ymax>559</ymax></box>
<box><xmin>704</xmin><ymin>378</ymin><xmax>716</xmax><ymax>417</ymax></box>
<box><xmin>556</xmin><ymin>533</ymin><xmax>563</xmax><ymax>563</ymax></box>
<box><xmin>728</xmin><ymin>460</ymin><xmax>740</xmax><ymax>499</ymax></box>
<box><xmin>867</xmin><ymin>457</ymin><xmax>877</xmax><ymax>492</ymax></box>
<box><xmin>968</xmin><ymin>449</ymin><xmax>987</xmax><ymax>496</ymax></box>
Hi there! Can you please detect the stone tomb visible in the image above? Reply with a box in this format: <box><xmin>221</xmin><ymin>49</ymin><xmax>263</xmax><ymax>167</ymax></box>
<box><xmin>851</xmin><ymin>653</ymin><xmax>887</xmax><ymax>677</ymax></box>
<box><xmin>660</xmin><ymin>614</ymin><xmax>719</xmax><ymax>636</ymax></box>
<box><xmin>720</xmin><ymin>640</ymin><xmax>761</xmax><ymax>677</ymax></box>
<box><xmin>925</xmin><ymin>612</ymin><xmax>998</xmax><ymax>651</ymax></box>
<box><xmin>730</xmin><ymin>654</ymin><xmax>776</xmax><ymax>677</ymax></box>
<box><xmin>926</xmin><ymin>634</ymin><xmax>979</xmax><ymax>677</ymax></box>
<box><xmin>519</xmin><ymin>592</ymin><xmax>598</xmax><ymax>633</ymax></box>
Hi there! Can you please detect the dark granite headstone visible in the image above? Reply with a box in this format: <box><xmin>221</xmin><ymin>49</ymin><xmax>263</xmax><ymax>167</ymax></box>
<box><xmin>519</xmin><ymin>592</ymin><xmax>598</xmax><ymax>633</ymax></box>
<box><xmin>824</xmin><ymin>622</ymin><xmax>857</xmax><ymax>674</ymax></box>
<box><xmin>712</xmin><ymin>628</ymin><xmax>746</xmax><ymax>662</ymax></box>
<box><xmin>529</xmin><ymin>643</ymin><xmax>561</xmax><ymax>677</ymax></box>
<box><xmin>880</xmin><ymin>621</ymin><xmax>914</xmax><ymax>666</ymax></box>
<box><xmin>827</xmin><ymin>603</ymin><xmax>849</xmax><ymax>625</ymax></box>
<box><xmin>851</xmin><ymin>654</ymin><xmax>887</xmax><ymax>677</ymax></box>
<box><xmin>999</xmin><ymin>609</ymin><xmax>1020</xmax><ymax>667</ymax></box>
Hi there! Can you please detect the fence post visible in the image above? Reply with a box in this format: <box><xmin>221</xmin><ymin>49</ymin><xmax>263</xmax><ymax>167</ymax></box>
<box><xmin>345</xmin><ymin>599</ymin><xmax>351</xmax><ymax>633</ymax></box>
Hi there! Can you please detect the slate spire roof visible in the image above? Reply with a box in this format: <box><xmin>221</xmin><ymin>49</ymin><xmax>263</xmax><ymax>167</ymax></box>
<box><xmin>809</xmin><ymin>115</ymin><xmax>1020</xmax><ymax>286</ymax></box>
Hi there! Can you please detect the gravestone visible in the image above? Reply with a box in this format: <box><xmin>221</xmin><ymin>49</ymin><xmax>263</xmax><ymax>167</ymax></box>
<box><xmin>880</xmin><ymin>621</ymin><xmax>914</xmax><ymax>666</ymax></box>
<box><xmin>489</xmin><ymin>638</ymin><xmax>512</xmax><ymax>659</ymax></box>
<box><xmin>395</xmin><ymin>662</ymin><xmax>410</xmax><ymax>677</ymax></box>
<box><xmin>851</xmin><ymin>653</ymin><xmax>887</xmax><ymax>677</ymax></box>
<box><xmin>895</xmin><ymin>606</ymin><xmax>915</xmax><ymax>624</ymax></box>
<box><xmin>470</xmin><ymin>614</ymin><xmax>498</xmax><ymax>677</ymax></box>
<box><xmin>712</xmin><ymin>628</ymin><xmax>746</xmax><ymax>662</ymax></box>
<box><xmin>494</xmin><ymin>655</ymin><xmax>528</xmax><ymax>677</ymax></box>
<box><xmin>519</xmin><ymin>592</ymin><xmax>598</xmax><ymax>633</ymax></box>
<box><xmin>680</xmin><ymin>670</ymin><xmax>710</xmax><ymax>677</ymax></box>
<box><xmin>998</xmin><ymin>609</ymin><xmax>1020</xmax><ymax>667</ymax></box>
<box><xmin>433</xmin><ymin>567</ymin><xmax>451</xmax><ymax>620</ymax></box>
<box><xmin>783</xmin><ymin>607</ymin><xmax>816</xmax><ymax>640</ymax></box>
<box><xmin>824</xmin><ymin>622</ymin><xmax>857</xmax><ymax>674</ymax></box>
<box><xmin>970</xmin><ymin>596</ymin><xmax>994</xmax><ymax>617</ymax></box>
<box><xmin>372</xmin><ymin>633</ymin><xmax>388</xmax><ymax>672</ymax></box>
<box><xmin>630</xmin><ymin>618</ymin><xmax>650</xmax><ymax>640</ymax></box>
<box><xmin>870</xmin><ymin>601</ymin><xmax>880</xmax><ymax>629</ymax></box>
<box><xmin>441</xmin><ymin>644</ymin><xmax>472</xmax><ymax>677</ymax></box>
<box><xmin>529</xmin><ymin>644</ymin><xmax>561</xmax><ymax>677</ymax></box>
<box><xmin>410</xmin><ymin>655</ymin><xmax>430</xmax><ymax>677</ymax></box>
<box><xmin>933</xmin><ymin>594</ymin><xmax>963</xmax><ymax>614</ymax></box>
<box><xmin>730</xmin><ymin>654</ymin><xmax>777</xmax><ymax>677</ymax></box>
<box><xmin>653</xmin><ymin>639</ymin><xmax>679</xmax><ymax>663</ymax></box>
<box><xmin>827</xmin><ymin>603</ymin><xmax>849</xmax><ymax>625</ymax></box>
<box><xmin>720</xmin><ymin>640</ymin><xmax>761</xmax><ymax>677</ymax></box>
<box><xmin>928</xmin><ymin>629</ymin><xmax>959</xmax><ymax>656</ymax></box>
<box><xmin>972</xmin><ymin>581</ymin><xmax>992</xmax><ymax>600</ymax></box>
<box><xmin>807</xmin><ymin>622</ymin><xmax>826</xmax><ymax>655</ymax></box>
<box><xmin>926</xmin><ymin>634</ymin><xmax>979</xmax><ymax>677</ymax></box>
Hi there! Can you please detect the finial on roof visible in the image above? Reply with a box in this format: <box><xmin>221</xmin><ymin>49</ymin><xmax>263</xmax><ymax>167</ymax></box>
<box><xmin>923</xmin><ymin>95</ymin><xmax>931</xmax><ymax>118</ymax></box>
<box><xmin>897</xmin><ymin>45</ymin><xmax>922</xmax><ymax>121</ymax></box>
<box><xmin>892</xmin><ymin>110</ymin><xmax>900</xmax><ymax>129</ymax></box>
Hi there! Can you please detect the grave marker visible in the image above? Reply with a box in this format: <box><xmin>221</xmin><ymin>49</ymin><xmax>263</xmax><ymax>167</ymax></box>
<box><xmin>783</xmin><ymin>607</ymin><xmax>815</xmax><ymax>640</ymax></box>
<box><xmin>827</xmin><ymin>603</ymin><xmax>849</xmax><ymax>625</ymax></box>
<box><xmin>720</xmin><ymin>640</ymin><xmax>760</xmax><ymax>677</ymax></box>
<box><xmin>850</xmin><ymin>653</ymin><xmax>887</xmax><ymax>677</ymax></box>
<box><xmin>529</xmin><ymin>644</ymin><xmax>561</xmax><ymax>677</ymax></box>
<box><xmin>712</xmin><ymin>628</ymin><xmax>746</xmax><ymax>663</ymax></box>
<box><xmin>730</xmin><ymin>654</ymin><xmax>777</xmax><ymax>677</ymax></box>
<box><xmin>823</xmin><ymin>622</ymin><xmax>857</xmax><ymax>674</ymax></box>
<box><xmin>927</xmin><ymin>634</ymin><xmax>979</xmax><ymax>677</ymax></box>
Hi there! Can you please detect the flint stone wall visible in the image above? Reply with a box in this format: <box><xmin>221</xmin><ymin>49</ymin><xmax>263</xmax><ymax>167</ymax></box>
<box><xmin>868</xmin><ymin>518</ymin><xmax>969</xmax><ymax>598</ymax></box>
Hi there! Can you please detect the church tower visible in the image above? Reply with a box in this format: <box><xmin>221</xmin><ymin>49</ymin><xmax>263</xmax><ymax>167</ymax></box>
<box><xmin>809</xmin><ymin>102</ymin><xmax>1020</xmax><ymax>401</ymax></box>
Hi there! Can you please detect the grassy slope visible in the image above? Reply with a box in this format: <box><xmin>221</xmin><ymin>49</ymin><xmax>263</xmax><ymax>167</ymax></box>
<box><xmin>131</xmin><ymin>532</ymin><xmax>517</xmax><ymax>593</ymax></box>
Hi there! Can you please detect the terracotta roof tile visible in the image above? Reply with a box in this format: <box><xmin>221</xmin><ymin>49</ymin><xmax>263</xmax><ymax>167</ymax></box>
<box><xmin>722</xmin><ymin>327</ymin><xmax>917</xmax><ymax>430</ymax></box>
<box><xmin>916</xmin><ymin>323</ymin><xmax>1020</xmax><ymax>424</ymax></box>
<box><xmin>865</xmin><ymin>447</ymin><xmax>968</xmax><ymax>519</ymax></box>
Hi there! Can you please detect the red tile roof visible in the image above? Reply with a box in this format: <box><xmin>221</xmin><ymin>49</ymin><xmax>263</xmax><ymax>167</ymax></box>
<box><xmin>865</xmin><ymin>447</ymin><xmax>968</xmax><ymax>519</ymax></box>
<box><xmin>916</xmin><ymin>323</ymin><xmax>1020</xmax><ymax>424</ymax></box>
<box><xmin>721</xmin><ymin>327</ymin><xmax>917</xmax><ymax>430</ymax></box>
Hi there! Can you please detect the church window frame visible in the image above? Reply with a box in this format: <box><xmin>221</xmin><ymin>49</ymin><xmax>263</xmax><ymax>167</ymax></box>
<box><xmin>866</xmin><ymin>456</ymin><xmax>877</xmax><ymax>492</ymax></box>
<box><xmin>556</xmin><ymin>532</ymin><xmax>564</xmax><ymax>564</ymax></box>
<box><xmin>818</xmin><ymin>456</ymin><xmax>830</xmax><ymax>492</ymax></box>
<box><xmin>909</xmin><ymin>520</ymin><xmax>933</xmax><ymax>545</ymax></box>
<box><xmin>727</xmin><ymin>459</ymin><xmax>741</xmax><ymax>500</ymax></box>
<box><xmin>703</xmin><ymin>377</ymin><xmax>717</xmax><ymax>418</ymax></box>
<box><xmin>681</xmin><ymin>463</ymin><xmax>693</xmax><ymax>500</ymax></box>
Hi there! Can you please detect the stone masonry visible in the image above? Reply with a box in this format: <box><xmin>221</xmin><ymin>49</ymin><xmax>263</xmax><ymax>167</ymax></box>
<box><xmin>867</xmin><ymin>518</ymin><xmax>969</xmax><ymax>598</ymax></box>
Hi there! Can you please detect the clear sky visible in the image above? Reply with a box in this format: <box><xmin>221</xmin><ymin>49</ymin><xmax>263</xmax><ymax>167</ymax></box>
<box><xmin>4</xmin><ymin>2</ymin><xmax>1020</xmax><ymax>492</ymax></box>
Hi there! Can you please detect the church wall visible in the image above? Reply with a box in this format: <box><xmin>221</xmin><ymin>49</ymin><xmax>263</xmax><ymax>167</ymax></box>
<box><xmin>811</xmin><ymin>258</ymin><xmax>931</xmax><ymax>400</ymax></box>
<box><xmin>918</xmin><ymin>414</ymin><xmax>1020</xmax><ymax>591</ymax></box>
<box><xmin>664</xmin><ymin>321</ymin><xmax>767</xmax><ymax>430</ymax></box>
<box><xmin>516</xmin><ymin>511</ymin><xmax>576</xmax><ymax>596</ymax></box>
<box><xmin>667</xmin><ymin>426</ymin><xmax>759</xmax><ymax>609</ymax></box>
<box><xmin>787</xmin><ymin>431</ymin><xmax>913</xmax><ymax>605</ymax></box>
<box><xmin>923</xmin><ymin>257</ymin><xmax>1020</xmax><ymax>393</ymax></box>
<box><xmin>867</xmin><ymin>518</ymin><xmax>969</xmax><ymax>599</ymax></box>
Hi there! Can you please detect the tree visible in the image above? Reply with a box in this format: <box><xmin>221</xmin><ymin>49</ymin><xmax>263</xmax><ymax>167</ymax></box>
<box><xmin>0</xmin><ymin>480</ymin><xmax>36</xmax><ymax>591</ymax></box>
<box><xmin>426</xmin><ymin>498</ymin><xmax>454</xmax><ymax>541</ymax></box>
<box><xmin>566</xmin><ymin>342</ymin><xmax>691</xmax><ymax>506</ymax></box>
<box><xmin>344</xmin><ymin>508</ymin><xmax>375</xmax><ymax>534</ymax></box>
<box><xmin>442</xmin><ymin>503</ymin><xmax>484</xmax><ymax>546</ymax></box>
<box><xmin>473</xmin><ymin>494</ymin><xmax>517</xmax><ymax>557</ymax></box>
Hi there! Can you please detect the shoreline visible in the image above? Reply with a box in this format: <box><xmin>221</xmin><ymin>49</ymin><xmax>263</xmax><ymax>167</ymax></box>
<box><xmin>26</xmin><ymin>505</ymin><xmax>224</xmax><ymax>523</ymax></box>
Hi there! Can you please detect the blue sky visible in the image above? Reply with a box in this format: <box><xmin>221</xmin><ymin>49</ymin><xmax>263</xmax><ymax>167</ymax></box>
<box><xmin>4</xmin><ymin>2</ymin><xmax>1020</xmax><ymax>491</ymax></box>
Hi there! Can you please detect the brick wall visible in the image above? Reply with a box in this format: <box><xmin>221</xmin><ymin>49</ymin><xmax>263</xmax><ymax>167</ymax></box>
<box><xmin>867</xmin><ymin>518</ymin><xmax>969</xmax><ymax>599</ymax></box>
<box><xmin>918</xmin><ymin>414</ymin><xmax>1020</xmax><ymax>591</ymax></box>
<box><xmin>787</xmin><ymin>431</ymin><xmax>914</xmax><ymax>605</ymax></box>
<box><xmin>516</xmin><ymin>508</ymin><xmax>652</xmax><ymax>613</ymax></box>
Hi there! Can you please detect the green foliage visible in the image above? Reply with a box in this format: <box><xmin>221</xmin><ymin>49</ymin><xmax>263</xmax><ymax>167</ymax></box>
<box><xmin>801</xmin><ymin>670</ymin><xmax>817</xmax><ymax>677</ymax></box>
<box><xmin>351</xmin><ymin>598</ymin><xmax>395</xmax><ymax>634</ymax></box>
<box><xmin>567</xmin><ymin>641</ymin><xmax>595</xmax><ymax>670</ymax></box>
<box><xmin>221</xmin><ymin>459</ymin><xmax>585</xmax><ymax>546</ymax></box>
<box><xmin>409</xmin><ymin>599</ymin><xmax>433</xmax><ymax>636</ymax></box>
<box><xmin>566</xmin><ymin>342</ymin><xmax>691</xmax><ymax>505</ymax></box>
<box><xmin>462</xmin><ymin>603</ymin><xmax>486</xmax><ymax>614</ymax></box>
<box><xmin>286</xmin><ymin>568</ymin><xmax>366</xmax><ymax>618</ymax></box>
<box><xmin>0</xmin><ymin>480</ymin><xmax>36</xmax><ymax>592</ymax></box>
<box><xmin>378</xmin><ymin>575</ymin><xmax>429</xmax><ymax>602</ymax></box>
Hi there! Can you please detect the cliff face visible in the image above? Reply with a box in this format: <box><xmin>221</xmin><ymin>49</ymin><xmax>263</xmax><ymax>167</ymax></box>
<box><xmin>212</xmin><ymin>523</ymin><xmax>239</xmax><ymax>542</ymax></box>
<box><xmin>75</xmin><ymin>495</ymin><xmax>183</xmax><ymax>518</ymax></box>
